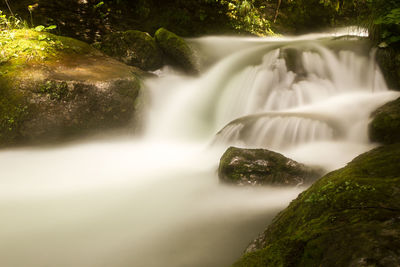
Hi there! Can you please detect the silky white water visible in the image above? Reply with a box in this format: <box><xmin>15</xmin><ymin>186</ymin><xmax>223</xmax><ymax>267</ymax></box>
<box><xmin>1</xmin><ymin>29</ymin><xmax>399</xmax><ymax>267</ymax></box>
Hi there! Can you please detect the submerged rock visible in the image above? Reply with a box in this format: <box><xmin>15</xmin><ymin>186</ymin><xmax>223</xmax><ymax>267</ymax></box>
<box><xmin>96</xmin><ymin>30</ymin><xmax>163</xmax><ymax>71</ymax></box>
<box><xmin>0</xmin><ymin>29</ymin><xmax>143</xmax><ymax>146</ymax></box>
<box><xmin>218</xmin><ymin>147</ymin><xmax>322</xmax><ymax>186</ymax></box>
<box><xmin>233</xmin><ymin>144</ymin><xmax>400</xmax><ymax>267</ymax></box>
<box><xmin>369</xmin><ymin>97</ymin><xmax>400</xmax><ymax>144</ymax></box>
<box><xmin>154</xmin><ymin>28</ymin><xmax>198</xmax><ymax>74</ymax></box>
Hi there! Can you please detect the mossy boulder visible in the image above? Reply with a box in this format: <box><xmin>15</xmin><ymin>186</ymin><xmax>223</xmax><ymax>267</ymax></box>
<box><xmin>369</xmin><ymin>97</ymin><xmax>400</xmax><ymax>145</ymax></box>
<box><xmin>218</xmin><ymin>147</ymin><xmax>322</xmax><ymax>186</ymax></box>
<box><xmin>233</xmin><ymin>144</ymin><xmax>400</xmax><ymax>267</ymax></box>
<box><xmin>0</xmin><ymin>29</ymin><xmax>143</xmax><ymax>146</ymax></box>
<box><xmin>154</xmin><ymin>28</ymin><xmax>198</xmax><ymax>74</ymax></box>
<box><xmin>97</xmin><ymin>30</ymin><xmax>163</xmax><ymax>71</ymax></box>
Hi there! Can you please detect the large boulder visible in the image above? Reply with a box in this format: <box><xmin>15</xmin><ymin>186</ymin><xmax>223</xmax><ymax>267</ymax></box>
<box><xmin>154</xmin><ymin>28</ymin><xmax>198</xmax><ymax>74</ymax></box>
<box><xmin>97</xmin><ymin>30</ymin><xmax>163</xmax><ymax>71</ymax></box>
<box><xmin>369</xmin><ymin>97</ymin><xmax>400</xmax><ymax>144</ymax></box>
<box><xmin>218</xmin><ymin>147</ymin><xmax>322</xmax><ymax>186</ymax></box>
<box><xmin>0</xmin><ymin>29</ymin><xmax>143</xmax><ymax>146</ymax></box>
<box><xmin>233</xmin><ymin>143</ymin><xmax>400</xmax><ymax>267</ymax></box>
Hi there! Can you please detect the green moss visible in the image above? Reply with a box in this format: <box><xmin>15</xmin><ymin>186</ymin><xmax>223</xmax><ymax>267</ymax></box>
<box><xmin>0</xmin><ymin>29</ymin><xmax>95</xmax><ymax>78</ymax></box>
<box><xmin>154</xmin><ymin>28</ymin><xmax>197</xmax><ymax>74</ymax></box>
<box><xmin>233</xmin><ymin>144</ymin><xmax>400</xmax><ymax>266</ymax></box>
<box><xmin>0</xmin><ymin>78</ymin><xmax>31</xmax><ymax>145</ymax></box>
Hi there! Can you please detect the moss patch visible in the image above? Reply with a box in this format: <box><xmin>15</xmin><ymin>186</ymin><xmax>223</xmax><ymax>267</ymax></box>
<box><xmin>154</xmin><ymin>28</ymin><xmax>198</xmax><ymax>74</ymax></box>
<box><xmin>233</xmin><ymin>144</ymin><xmax>400</xmax><ymax>266</ymax></box>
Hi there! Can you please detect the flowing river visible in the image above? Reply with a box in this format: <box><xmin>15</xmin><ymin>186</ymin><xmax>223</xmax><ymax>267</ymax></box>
<box><xmin>1</xmin><ymin>28</ymin><xmax>399</xmax><ymax>267</ymax></box>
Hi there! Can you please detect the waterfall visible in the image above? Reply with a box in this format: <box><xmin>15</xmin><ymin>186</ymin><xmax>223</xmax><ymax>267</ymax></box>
<box><xmin>1</xmin><ymin>28</ymin><xmax>399</xmax><ymax>267</ymax></box>
<box><xmin>146</xmin><ymin>34</ymin><xmax>398</xmax><ymax>163</ymax></box>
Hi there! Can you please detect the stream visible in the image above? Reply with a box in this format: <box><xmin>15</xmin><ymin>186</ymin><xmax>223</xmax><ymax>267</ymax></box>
<box><xmin>1</xmin><ymin>28</ymin><xmax>399</xmax><ymax>267</ymax></box>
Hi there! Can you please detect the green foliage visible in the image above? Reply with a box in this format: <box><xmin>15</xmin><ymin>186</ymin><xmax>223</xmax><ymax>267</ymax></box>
<box><xmin>34</xmin><ymin>25</ymin><xmax>56</xmax><ymax>32</ymax></box>
<box><xmin>0</xmin><ymin>29</ymin><xmax>65</xmax><ymax>67</ymax></box>
<box><xmin>0</xmin><ymin>10</ymin><xmax>23</xmax><ymax>30</ymax></box>
<box><xmin>374</xmin><ymin>8</ymin><xmax>400</xmax><ymax>46</ymax></box>
<box><xmin>221</xmin><ymin>0</ymin><xmax>273</xmax><ymax>35</ymax></box>
<box><xmin>366</xmin><ymin>0</ymin><xmax>400</xmax><ymax>47</ymax></box>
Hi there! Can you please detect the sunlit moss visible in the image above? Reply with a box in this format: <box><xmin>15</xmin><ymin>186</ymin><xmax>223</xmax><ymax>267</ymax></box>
<box><xmin>0</xmin><ymin>29</ymin><xmax>93</xmax><ymax>76</ymax></box>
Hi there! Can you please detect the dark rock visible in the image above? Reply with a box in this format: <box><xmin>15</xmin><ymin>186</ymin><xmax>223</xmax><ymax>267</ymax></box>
<box><xmin>0</xmin><ymin>29</ymin><xmax>143</xmax><ymax>146</ymax></box>
<box><xmin>154</xmin><ymin>28</ymin><xmax>198</xmax><ymax>74</ymax></box>
<box><xmin>218</xmin><ymin>147</ymin><xmax>322</xmax><ymax>186</ymax></box>
<box><xmin>369</xmin><ymin>97</ymin><xmax>400</xmax><ymax>145</ymax></box>
<box><xmin>97</xmin><ymin>30</ymin><xmax>163</xmax><ymax>71</ymax></box>
<box><xmin>233</xmin><ymin>144</ymin><xmax>400</xmax><ymax>267</ymax></box>
<box><xmin>376</xmin><ymin>47</ymin><xmax>400</xmax><ymax>91</ymax></box>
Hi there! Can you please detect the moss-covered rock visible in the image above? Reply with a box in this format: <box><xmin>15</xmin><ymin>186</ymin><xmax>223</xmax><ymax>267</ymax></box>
<box><xmin>218</xmin><ymin>147</ymin><xmax>322</xmax><ymax>186</ymax></box>
<box><xmin>233</xmin><ymin>144</ymin><xmax>400</xmax><ymax>267</ymax></box>
<box><xmin>376</xmin><ymin>47</ymin><xmax>400</xmax><ymax>91</ymax></box>
<box><xmin>369</xmin><ymin>97</ymin><xmax>400</xmax><ymax>145</ymax></box>
<box><xmin>154</xmin><ymin>28</ymin><xmax>198</xmax><ymax>74</ymax></box>
<box><xmin>97</xmin><ymin>30</ymin><xmax>163</xmax><ymax>71</ymax></box>
<box><xmin>0</xmin><ymin>29</ymin><xmax>143</xmax><ymax>146</ymax></box>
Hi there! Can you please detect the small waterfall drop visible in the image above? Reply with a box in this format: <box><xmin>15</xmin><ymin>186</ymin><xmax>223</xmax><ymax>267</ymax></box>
<box><xmin>146</xmin><ymin>34</ymin><xmax>398</xmax><ymax>165</ymax></box>
<box><xmin>1</xmin><ymin>28</ymin><xmax>399</xmax><ymax>267</ymax></box>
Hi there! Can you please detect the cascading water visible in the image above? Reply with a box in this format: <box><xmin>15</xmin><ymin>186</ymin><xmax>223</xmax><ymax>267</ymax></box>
<box><xmin>1</xmin><ymin>28</ymin><xmax>399</xmax><ymax>267</ymax></box>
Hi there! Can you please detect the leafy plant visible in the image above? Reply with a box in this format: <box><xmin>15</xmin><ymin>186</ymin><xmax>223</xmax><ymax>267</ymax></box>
<box><xmin>374</xmin><ymin>8</ymin><xmax>400</xmax><ymax>46</ymax></box>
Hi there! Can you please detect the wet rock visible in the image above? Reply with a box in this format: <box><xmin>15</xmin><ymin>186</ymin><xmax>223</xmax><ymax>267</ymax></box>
<box><xmin>218</xmin><ymin>147</ymin><xmax>322</xmax><ymax>186</ymax></box>
<box><xmin>376</xmin><ymin>47</ymin><xmax>400</xmax><ymax>91</ymax></box>
<box><xmin>0</xmin><ymin>29</ymin><xmax>143</xmax><ymax>146</ymax></box>
<box><xmin>369</xmin><ymin>97</ymin><xmax>400</xmax><ymax>144</ymax></box>
<box><xmin>233</xmin><ymin>144</ymin><xmax>400</xmax><ymax>267</ymax></box>
<box><xmin>154</xmin><ymin>28</ymin><xmax>198</xmax><ymax>74</ymax></box>
<box><xmin>96</xmin><ymin>30</ymin><xmax>163</xmax><ymax>71</ymax></box>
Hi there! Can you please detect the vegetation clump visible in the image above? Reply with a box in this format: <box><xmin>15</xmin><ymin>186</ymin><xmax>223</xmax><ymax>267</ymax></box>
<box><xmin>233</xmin><ymin>143</ymin><xmax>400</xmax><ymax>267</ymax></box>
